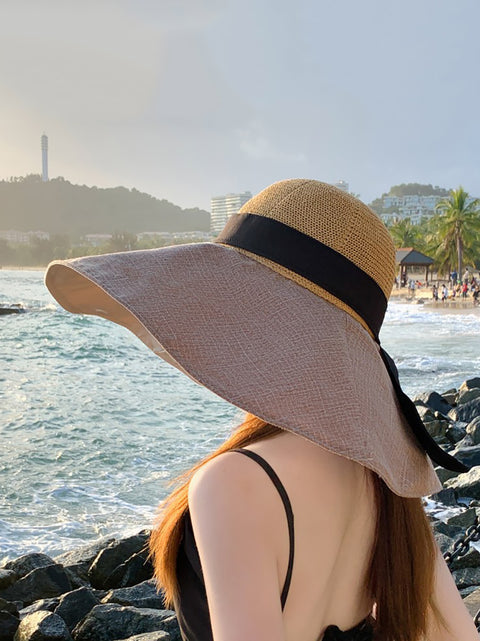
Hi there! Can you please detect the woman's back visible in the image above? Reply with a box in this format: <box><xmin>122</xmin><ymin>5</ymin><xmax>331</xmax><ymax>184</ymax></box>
<box><xmin>188</xmin><ymin>430</ymin><xmax>377</xmax><ymax>641</ymax></box>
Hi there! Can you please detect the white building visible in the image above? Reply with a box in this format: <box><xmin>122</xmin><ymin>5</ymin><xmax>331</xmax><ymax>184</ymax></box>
<box><xmin>210</xmin><ymin>191</ymin><xmax>252</xmax><ymax>234</ymax></box>
<box><xmin>381</xmin><ymin>194</ymin><xmax>444</xmax><ymax>225</ymax></box>
<box><xmin>334</xmin><ymin>180</ymin><xmax>349</xmax><ymax>193</ymax></box>
<box><xmin>0</xmin><ymin>230</ymin><xmax>50</xmax><ymax>244</ymax></box>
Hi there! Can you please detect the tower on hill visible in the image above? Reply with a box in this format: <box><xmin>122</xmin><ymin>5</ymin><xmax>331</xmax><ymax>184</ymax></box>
<box><xmin>41</xmin><ymin>134</ymin><xmax>49</xmax><ymax>182</ymax></box>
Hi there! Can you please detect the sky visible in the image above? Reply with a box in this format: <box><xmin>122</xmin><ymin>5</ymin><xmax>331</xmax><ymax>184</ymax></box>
<box><xmin>0</xmin><ymin>0</ymin><xmax>479</xmax><ymax>211</ymax></box>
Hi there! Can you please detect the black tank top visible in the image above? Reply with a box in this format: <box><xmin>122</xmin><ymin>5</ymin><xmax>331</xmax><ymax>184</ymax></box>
<box><xmin>174</xmin><ymin>449</ymin><xmax>373</xmax><ymax>641</ymax></box>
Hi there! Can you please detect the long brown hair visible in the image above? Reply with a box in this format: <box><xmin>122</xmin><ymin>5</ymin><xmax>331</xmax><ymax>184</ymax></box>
<box><xmin>149</xmin><ymin>414</ymin><xmax>445</xmax><ymax>641</ymax></box>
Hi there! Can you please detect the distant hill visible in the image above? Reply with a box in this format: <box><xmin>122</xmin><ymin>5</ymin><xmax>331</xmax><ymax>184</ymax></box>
<box><xmin>0</xmin><ymin>175</ymin><xmax>210</xmax><ymax>235</ymax></box>
<box><xmin>369</xmin><ymin>183</ymin><xmax>450</xmax><ymax>214</ymax></box>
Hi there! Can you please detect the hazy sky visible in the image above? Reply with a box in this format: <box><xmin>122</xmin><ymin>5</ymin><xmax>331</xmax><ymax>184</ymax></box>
<box><xmin>1</xmin><ymin>0</ymin><xmax>479</xmax><ymax>210</ymax></box>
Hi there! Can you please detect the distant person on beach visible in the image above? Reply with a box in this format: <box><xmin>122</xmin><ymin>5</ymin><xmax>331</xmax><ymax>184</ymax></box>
<box><xmin>442</xmin><ymin>284</ymin><xmax>449</xmax><ymax>302</ymax></box>
<box><xmin>463</xmin><ymin>269</ymin><xmax>470</xmax><ymax>285</ymax></box>
<box><xmin>462</xmin><ymin>283</ymin><xmax>469</xmax><ymax>298</ymax></box>
<box><xmin>432</xmin><ymin>284</ymin><xmax>439</xmax><ymax>301</ymax></box>
<box><xmin>45</xmin><ymin>180</ymin><xmax>477</xmax><ymax>641</ymax></box>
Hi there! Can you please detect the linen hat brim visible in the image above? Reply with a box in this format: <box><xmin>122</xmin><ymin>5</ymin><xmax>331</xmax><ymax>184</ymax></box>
<box><xmin>45</xmin><ymin>241</ymin><xmax>442</xmax><ymax>498</ymax></box>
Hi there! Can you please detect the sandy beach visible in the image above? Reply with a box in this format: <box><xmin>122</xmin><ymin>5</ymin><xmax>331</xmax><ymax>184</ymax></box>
<box><xmin>389</xmin><ymin>287</ymin><xmax>480</xmax><ymax>313</ymax></box>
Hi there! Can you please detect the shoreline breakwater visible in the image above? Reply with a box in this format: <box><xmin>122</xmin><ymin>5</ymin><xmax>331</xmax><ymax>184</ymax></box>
<box><xmin>3</xmin><ymin>379</ymin><xmax>480</xmax><ymax>638</ymax></box>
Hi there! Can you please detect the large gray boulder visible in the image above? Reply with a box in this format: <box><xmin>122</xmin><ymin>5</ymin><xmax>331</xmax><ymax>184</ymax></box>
<box><xmin>55</xmin><ymin>539</ymin><xmax>115</xmax><ymax>585</ymax></box>
<box><xmin>88</xmin><ymin>533</ymin><xmax>150</xmax><ymax>590</ymax></box>
<box><xmin>463</xmin><ymin>586</ymin><xmax>480</xmax><ymax>618</ymax></box>
<box><xmin>5</xmin><ymin>555</ymin><xmax>55</xmax><ymax>579</ymax></box>
<box><xmin>457</xmin><ymin>388</ymin><xmax>480</xmax><ymax>405</ymax></box>
<box><xmin>460</xmin><ymin>378</ymin><xmax>480</xmax><ymax>392</ymax></box>
<box><xmin>0</xmin><ymin>610</ymin><xmax>19</xmax><ymax>641</ymax></box>
<box><xmin>452</xmin><ymin>567</ymin><xmax>480</xmax><ymax>590</ymax></box>
<box><xmin>466</xmin><ymin>417</ymin><xmax>480</xmax><ymax>445</ymax></box>
<box><xmin>54</xmin><ymin>588</ymin><xmax>99</xmax><ymax>632</ymax></box>
<box><xmin>0</xmin><ymin>569</ymin><xmax>17</xmax><ymax>590</ymax></box>
<box><xmin>414</xmin><ymin>391</ymin><xmax>452</xmax><ymax>416</ymax></box>
<box><xmin>72</xmin><ymin>604</ymin><xmax>179</xmax><ymax>641</ymax></box>
<box><xmin>449</xmin><ymin>398</ymin><xmax>480</xmax><ymax>424</ymax></box>
<box><xmin>101</xmin><ymin>581</ymin><xmax>164</xmax><ymax>609</ymax></box>
<box><xmin>446</xmin><ymin>467</ymin><xmax>480</xmax><ymax>500</ymax></box>
<box><xmin>0</xmin><ymin>565</ymin><xmax>71</xmax><ymax>606</ymax></box>
<box><xmin>450</xmin><ymin>445</ymin><xmax>480</xmax><ymax>469</ymax></box>
<box><xmin>14</xmin><ymin>611</ymin><xmax>72</xmax><ymax>641</ymax></box>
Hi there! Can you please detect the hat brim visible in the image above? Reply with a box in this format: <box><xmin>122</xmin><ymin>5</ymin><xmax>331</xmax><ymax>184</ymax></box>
<box><xmin>45</xmin><ymin>243</ymin><xmax>441</xmax><ymax>498</ymax></box>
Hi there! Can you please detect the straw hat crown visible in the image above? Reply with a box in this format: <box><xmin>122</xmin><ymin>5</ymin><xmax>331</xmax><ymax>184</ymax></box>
<box><xmin>236</xmin><ymin>179</ymin><xmax>396</xmax><ymax>300</ymax></box>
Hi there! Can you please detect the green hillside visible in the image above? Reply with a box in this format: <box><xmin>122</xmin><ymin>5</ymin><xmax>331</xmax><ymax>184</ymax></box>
<box><xmin>0</xmin><ymin>175</ymin><xmax>210</xmax><ymax>235</ymax></box>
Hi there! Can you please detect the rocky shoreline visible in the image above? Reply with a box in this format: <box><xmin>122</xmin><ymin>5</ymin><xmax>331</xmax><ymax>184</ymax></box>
<box><xmin>3</xmin><ymin>378</ymin><xmax>480</xmax><ymax>639</ymax></box>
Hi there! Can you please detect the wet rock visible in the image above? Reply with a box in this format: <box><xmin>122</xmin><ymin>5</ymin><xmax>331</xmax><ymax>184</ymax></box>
<box><xmin>101</xmin><ymin>580</ymin><xmax>164</xmax><ymax>609</ymax></box>
<box><xmin>88</xmin><ymin>532</ymin><xmax>150</xmax><ymax>590</ymax></box>
<box><xmin>72</xmin><ymin>604</ymin><xmax>179</xmax><ymax>641</ymax></box>
<box><xmin>0</xmin><ymin>570</ymin><xmax>18</xmax><ymax>591</ymax></box>
<box><xmin>432</xmin><ymin>521</ymin><xmax>463</xmax><ymax>540</ymax></box>
<box><xmin>55</xmin><ymin>538</ymin><xmax>115</xmax><ymax>585</ymax></box>
<box><xmin>450</xmin><ymin>445</ymin><xmax>480</xmax><ymax>468</ymax></box>
<box><xmin>14</xmin><ymin>610</ymin><xmax>72</xmax><ymax>641</ymax></box>
<box><xmin>466</xmin><ymin>417</ymin><xmax>480</xmax><ymax>446</ymax></box>
<box><xmin>452</xmin><ymin>566</ymin><xmax>480</xmax><ymax>589</ymax></box>
<box><xmin>463</xmin><ymin>586</ymin><xmax>480</xmax><ymax>618</ymax></box>
<box><xmin>460</xmin><ymin>378</ymin><xmax>480</xmax><ymax>392</ymax></box>
<box><xmin>457</xmin><ymin>388</ymin><xmax>480</xmax><ymax>405</ymax></box>
<box><xmin>0</xmin><ymin>564</ymin><xmax>71</xmax><ymax>606</ymax></box>
<box><xmin>449</xmin><ymin>398</ymin><xmax>480</xmax><ymax>424</ymax></box>
<box><xmin>19</xmin><ymin>598</ymin><xmax>59</xmax><ymax>618</ymax></box>
<box><xmin>413</xmin><ymin>391</ymin><xmax>452</xmax><ymax>416</ymax></box>
<box><xmin>0</xmin><ymin>610</ymin><xmax>19</xmax><ymax>640</ymax></box>
<box><xmin>5</xmin><ymin>554</ymin><xmax>55</xmax><ymax>579</ymax></box>
<box><xmin>446</xmin><ymin>467</ymin><xmax>480</xmax><ymax>500</ymax></box>
<box><xmin>54</xmin><ymin>588</ymin><xmax>99</xmax><ymax>632</ymax></box>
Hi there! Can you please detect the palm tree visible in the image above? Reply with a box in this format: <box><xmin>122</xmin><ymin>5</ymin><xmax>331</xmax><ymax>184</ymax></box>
<box><xmin>389</xmin><ymin>218</ymin><xmax>419</xmax><ymax>249</ymax></box>
<box><xmin>431</xmin><ymin>187</ymin><xmax>480</xmax><ymax>277</ymax></box>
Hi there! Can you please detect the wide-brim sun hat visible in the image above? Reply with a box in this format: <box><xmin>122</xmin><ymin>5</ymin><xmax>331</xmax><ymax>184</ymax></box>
<box><xmin>45</xmin><ymin>179</ymin><xmax>467</xmax><ymax>498</ymax></box>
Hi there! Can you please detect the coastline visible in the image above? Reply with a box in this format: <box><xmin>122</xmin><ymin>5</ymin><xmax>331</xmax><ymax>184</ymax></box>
<box><xmin>389</xmin><ymin>288</ymin><xmax>480</xmax><ymax>313</ymax></box>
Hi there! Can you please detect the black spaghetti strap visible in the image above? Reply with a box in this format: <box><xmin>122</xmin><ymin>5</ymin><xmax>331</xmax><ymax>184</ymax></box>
<box><xmin>231</xmin><ymin>448</ymin><xmax>295</xmax><ymax>610</ymax></box>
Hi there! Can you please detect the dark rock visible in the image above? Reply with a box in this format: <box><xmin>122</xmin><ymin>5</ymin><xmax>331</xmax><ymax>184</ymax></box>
<box><xmin>441</xmin><ymin>388</ymin><xmax>458</xmax><ymax>406</ymax></box>
<box><xmin>445</xmin><ymin>424</ymin><xmax>467</xmax><ymax>445</ymax></box>
<box><xmin>446</xmin><ymin>508</ymin><xmax>478</xmax><ymax>529</ymax></box>
<box><xmin>434</xmin><ymin>466</ymin><xmax>460</xmax><ymax>485</ymax></box>
<box><xmin>432</xmin><ymin>532</ymin><xmax>455</xmax><ymax>555</ymax></box>
<box><xmin>413</xmin><ymin>391</ymin><xmax>452</xmax><ymax>416</ymax></box>
<box><xmin>450</xmin><ymin>445</ymin><xmax>480</xmax><ymax>468</ymax></box>
<box><xmin>106</xmin><ymin>553</ymin><xmax>153</xmax><ymax>589</ymax></box>
<box><xmin>452</xmin><ymin>566</ymin><xmax>480</xmax><ymax>589</ymax></box>
<box><xmin>54</xmin><ymin>588</ymin><xmax>99</xmax><ymax>632</ymax></box>
<box><xmin>424</xmin><ymin>419</ymin><xmax>449</xmax><ymax>441</ymax></box>
<box><xmin>446</xmin><ymin>467</ymin><xmax>480</xmax><ymax>500</ymax></box>
<box><xmin>19</xmin><ymin>598</ymin><xmax>59</xmax><ymax>618</ymax></box>
<box><xmin>0</xmin><ymin>597</ymin><xmax>20</xmax><ymax>616</ymax></box>
<box><xmin>101</xmin><ymin>580</ymin><xmax>164</xmax><ymax>609</ymax></box>
<box><xmin>88</xmin><ymin>532</ymin><xmax>150</xmax><ymax>590</ymax></box>
<box><xmin>450</xmin><ymin>548</ymin><xmax>480</xmax><ymax>571</ymax></box>
<box><xmin>0</xmin><ymin>610</ymin><xmax>19</xmax><ymax>640</ymax></box>
<box><xmin>432</xmin><ymin>521</ymin><xmax>463</xmax><ymax>540</ymax></box>
<box><xmin>5</xmin><ymin>554</ymin><xmax>54</xmax><ymax>579</ymax></box>
<box><xmin>415</xmin><ymin>404</ymin><xmax>435</xmax><ymax>423</ymax></box>
<box><xmin>120</xmin><ymin>633</ymin><xmax>170</xmax><ymax>641</ymax></box>
<box><xmin>460</xmin><ymin>378</ymin><xmax>480</xmax><ymax>392</ymax></box>
<box><xmin>466</xmin><ymin>417</ymin><xmax>480</xmax><ymax>446</ymax></box>
<box><xmin>72</xmin><ymin>604</ymin><xmax>178</xmax><ymax>641</ymax></box>
<box><xmin>0</xmin><ymin>570</ymin><xmax>17</xmax><ymax>590</ymax></box>
<box><xmin>55</xmin><ymin>538</ymin><xmax>115</xmax><ymax>585</ymax></box>
<box><xmin>14</xmin><ymin>611</ymin><xmax>72</xmax><ymax>641</ymax></box>
<box><xmin>463</xmin><ymin>587</ymin><xmax>480</xmax><ymax>618</ymax></box>
<box><xmin>0</xmin><ymin>564</ymin><xmax>71</xmax><ymax>606</ymax></box>
<box><xmin>449</xmin><ymin>398</ymin><xmax>480</xmax><ymax>424</ymax></box>
<box><xmin>457</xmin><ymin>388</ymin><xmax>480</xmax><ymax>405</ymax></box>
<box><xmin>429</xmin><ymin>488</ymin><xmax>458</xmax><ymax>506</ymax></box>
<box><xmin>460</xmin><ymin>586</ymin><xmax>479</xmax><ymax>598</ymax></box>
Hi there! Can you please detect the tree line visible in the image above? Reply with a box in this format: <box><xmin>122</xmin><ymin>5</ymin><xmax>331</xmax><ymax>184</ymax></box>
<box><xmin>389</xmin><ymin>187</ymin><xmax>480</xmax><ymax>277</ymax></box>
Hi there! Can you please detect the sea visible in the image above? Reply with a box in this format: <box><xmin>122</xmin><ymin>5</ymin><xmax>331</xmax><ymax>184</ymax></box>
<box><xmin>2</xmin><ymin>268</ymin><xmax>480</xmax><ymax>563</ymax></box>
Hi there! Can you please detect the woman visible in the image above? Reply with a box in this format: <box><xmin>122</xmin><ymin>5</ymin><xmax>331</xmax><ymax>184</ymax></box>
<box><xmin>45</xmin><ymin>179</ymin><xmax>477</xmax><ymax>641</ymax></box>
